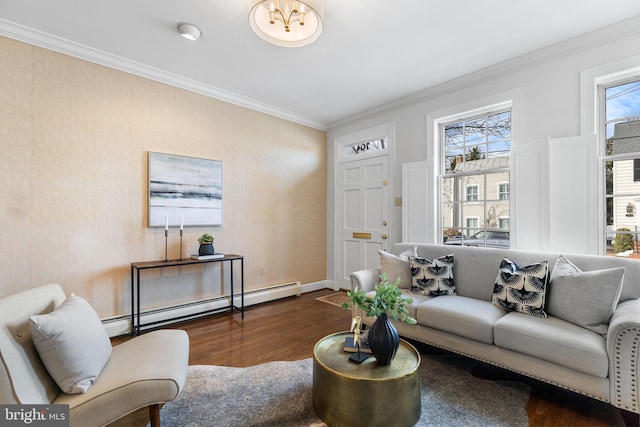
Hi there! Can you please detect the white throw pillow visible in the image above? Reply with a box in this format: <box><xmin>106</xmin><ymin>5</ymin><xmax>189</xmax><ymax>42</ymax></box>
<box><xmin>547</xmin><ymin>255</ymin><xmax>625</xmax><ymax>335</ymax></box>
<box><xmin>378</xmin><ymin>247</ymin><xmax>418</xmax><ymax>289</ymax></box>
<box><xmin>30</xmin><ymin>295</ymin><xmax>112</xmax><ymax>394</ymax></box>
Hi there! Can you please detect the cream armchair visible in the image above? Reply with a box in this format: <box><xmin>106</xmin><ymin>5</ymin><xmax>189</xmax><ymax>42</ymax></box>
<box><xmin>0</xmin><ymin>284</ymin><xmax>189</xmax><ymax>427</ymax></box>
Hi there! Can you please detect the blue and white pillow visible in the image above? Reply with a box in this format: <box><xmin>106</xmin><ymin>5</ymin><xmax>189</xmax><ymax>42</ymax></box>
<box><xmin>409</xmin><ymin>254</ymin><xmax>455</xmax><ymax>297</ymax></box>
<box><xmin>491</xmin><ymin>258</ymin><xmax>549</xmax><ymax>318</ymax></box>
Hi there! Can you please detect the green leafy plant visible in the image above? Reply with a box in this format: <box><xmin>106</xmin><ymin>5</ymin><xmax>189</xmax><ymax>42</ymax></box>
<box><xmin>342</xmin><ymin>273</ymin><xmax>417</xmax><ymax>324</ymax></box>
<box><xmin>197</xmin><ymin>233</ymin><xmax>214</xmax><ymax>244</ymax></box>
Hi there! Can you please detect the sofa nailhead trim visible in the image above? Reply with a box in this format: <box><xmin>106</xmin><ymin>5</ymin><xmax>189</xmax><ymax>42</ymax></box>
<box><xmin>613</xmin><ymin>327</ymin><xmax>639</xmax><ymax>412</ymax></box>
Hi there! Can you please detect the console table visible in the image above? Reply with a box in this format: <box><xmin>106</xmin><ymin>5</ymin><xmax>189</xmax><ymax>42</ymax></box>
<box><xmin>130</xmin><ymin>254</ymin><xmax>244</xmax><ymax>335</ymax></box>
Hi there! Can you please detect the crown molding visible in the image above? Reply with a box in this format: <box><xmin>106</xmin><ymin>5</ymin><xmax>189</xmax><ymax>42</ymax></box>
<box><xmin>329</xmin><ymin>15</ymin><xmax>640</xmax><ymax>129</ymax></box>
<box><xmin>0</xmin><ymin>19</ymin><xmax>328</xmax><ymax>131</ymax></box>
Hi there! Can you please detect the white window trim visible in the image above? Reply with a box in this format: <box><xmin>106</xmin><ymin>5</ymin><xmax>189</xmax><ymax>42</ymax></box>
<box><xmin>581</xmin><ymin>54</ymin><xmax>640</xmax><ymax>255</ymax></box>
<box><xmin>427</xmin><ymin>90</ymin><xmax>521</xmax><ymax>244</ymax></box>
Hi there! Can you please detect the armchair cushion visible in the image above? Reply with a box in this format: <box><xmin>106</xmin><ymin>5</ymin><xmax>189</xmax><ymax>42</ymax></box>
<box><xmin>54</xmin><ymin>329</ymin><xmax>189</xmax><ymax>427</ymax></box>
<box><xmin>30</xmin><ymin>295</ymin><xmax>112</xmax><ymax>394</ymax></box>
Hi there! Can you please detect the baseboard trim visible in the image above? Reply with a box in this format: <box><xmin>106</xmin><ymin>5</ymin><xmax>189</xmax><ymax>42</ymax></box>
<box><xmin>104</xmin><ymin>280</ymin><xmax>331</xmax><ymax>337</ymax></box>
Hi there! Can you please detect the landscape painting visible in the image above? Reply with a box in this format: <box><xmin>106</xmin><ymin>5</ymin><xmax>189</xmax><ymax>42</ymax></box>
<box><xmin>148</xmin><ymin>152</ymin><xmax>222</xmax><ymax>227</ymax></box>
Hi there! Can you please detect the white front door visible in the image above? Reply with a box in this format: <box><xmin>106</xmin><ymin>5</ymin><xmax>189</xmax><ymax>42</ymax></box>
<box><xmin>338</xmin><ymin>155</ymin><xmax>390</xmax><ymax>289</ymax></box>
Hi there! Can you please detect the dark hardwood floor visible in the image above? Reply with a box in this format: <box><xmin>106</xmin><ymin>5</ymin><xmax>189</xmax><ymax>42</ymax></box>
<box><xmin>110</xmin><ymin>289</ymin><xmax>630</xmax><ymax>427</ymax></box>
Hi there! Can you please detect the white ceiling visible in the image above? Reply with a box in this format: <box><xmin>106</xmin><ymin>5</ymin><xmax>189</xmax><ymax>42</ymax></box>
<box><xmin>1</xmin><ymin>1</ymin><xmax>640</xmax><ymax>129</ymax></box>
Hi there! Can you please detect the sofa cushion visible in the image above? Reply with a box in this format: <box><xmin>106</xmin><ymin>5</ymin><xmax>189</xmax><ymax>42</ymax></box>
<box><xmin>547</xmin><ymin>255</ymin><xmax>625</xmax><ymax>335</ymax></box>
<box><xmin>416</xmin><ymin>295</ymin><xmax>505</xmax><ymax>344</ymax></box>
<box><xmin>409</xmin><ymin>254</ymin><xmax>455</xmax><ymax>296</ymax></box>
<box><xmin>491</xmin><ymin>258</ymin><xmax>549</xmax><ymax>318</ymax></box>
<box><xmin>379</xmin><ymin>247</ymin><xmax>417</xmax><ymax>289</ymax></box>
<box><xmin>494</xmin><ymin>312</ymin><xmax>608</xmax><ymax>378</ymax></box>
<box><xmin>30</xmin><ymin>295</ymin><xmax>112</xmax><ymax>394</ymax></box>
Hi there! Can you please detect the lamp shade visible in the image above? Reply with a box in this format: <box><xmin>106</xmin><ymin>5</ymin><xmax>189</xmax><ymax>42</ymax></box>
<box><xmin>249</xmin><ymin>0</ymin><xmax>323</xmax><ymax>47</ymax></box>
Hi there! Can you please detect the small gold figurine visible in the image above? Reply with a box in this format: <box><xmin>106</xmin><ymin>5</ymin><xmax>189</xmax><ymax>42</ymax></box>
<box><xmin>349</xmin><ymin>315</ymin><xmax>369</xmax><ymax>363</ymax></box>
<box><xmin>350</xmin><ymin>316</ymin><xmax>363</xmax><ymax>347</ymax></box>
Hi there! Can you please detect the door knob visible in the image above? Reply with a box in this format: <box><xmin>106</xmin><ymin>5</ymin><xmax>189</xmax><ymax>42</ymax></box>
<box><xmin>381</xmin><ymin>234</ymin><xmax>388</xmax><ymax>240</ymax></box>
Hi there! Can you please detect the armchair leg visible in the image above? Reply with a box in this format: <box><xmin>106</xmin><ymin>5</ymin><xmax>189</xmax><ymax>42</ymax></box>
<box><xmin>149</xmin><ymin>404</ymin><xmax>161</xmax><ymax>427</ymax></box>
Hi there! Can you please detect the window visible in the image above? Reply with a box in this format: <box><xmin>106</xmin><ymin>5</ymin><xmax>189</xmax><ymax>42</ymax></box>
<box><xmin>466</xmin><ymin>185</ymin><xmax>479</xmax><ymax>201</ymax></box>
<box><xmin>498</xmin><ymin>182</ymin><xmax>509</xmax><ymax>200</ymax></box>
<box><xmin>601</xmin><ymin>77</ymin><xmax>640</xmax><ymax>256</ymax></box>
<box><xmin>441</xmin><ymin>110</ymin><xmax>511</xmax><ymax>247</ymax></box>
<box><xmin>342</xmin><ymin>137</ymin><xmax>388</xmax><ymax>158</ymax></box>
<box><xmin>498</xmin><ymin>217</ymin><xmax>510</xmax><ymax>229</ymax></box>
<box><xmin>466</xmin><ymin>217</ymin><xmax>479</xmax><ymax>229</ymax></box>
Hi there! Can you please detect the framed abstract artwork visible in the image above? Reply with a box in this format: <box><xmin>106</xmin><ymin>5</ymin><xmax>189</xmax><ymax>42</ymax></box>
<box><xmin>148</xmin><ymin>152</ymin><xmax>222</xmax><ymax>227</ymax></box>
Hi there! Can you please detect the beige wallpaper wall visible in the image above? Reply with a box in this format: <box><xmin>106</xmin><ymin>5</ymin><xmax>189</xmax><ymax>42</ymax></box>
<box><xmin>0</xmin><ymin>36</ymin><xmax>327</xmax><ymax>319</ymax></box>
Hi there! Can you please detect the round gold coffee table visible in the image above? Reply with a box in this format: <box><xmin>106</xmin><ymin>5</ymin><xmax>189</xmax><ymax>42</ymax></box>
<box><xmin>312</xmin><ymin>331</ymin><xmax>421</xmax><ymax>427</ymax></box>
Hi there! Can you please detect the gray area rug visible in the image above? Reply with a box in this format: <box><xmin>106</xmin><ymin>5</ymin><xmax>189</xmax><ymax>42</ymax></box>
<box><xmin>158</xmin><ymin>355</ymin><xmax>530</xmax><ymax>426</ymax></box>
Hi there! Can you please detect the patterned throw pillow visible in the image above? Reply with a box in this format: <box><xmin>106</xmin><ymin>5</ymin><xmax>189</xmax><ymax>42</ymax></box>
<box><xmin>409</xmin><ymin>254</ymin><xmax>455</xmax><ymax>296</ymax></box>
<box><xmin>491</xmin><ymin>258</ymin><xmax>549</xmax><ymax>318</ymax></box>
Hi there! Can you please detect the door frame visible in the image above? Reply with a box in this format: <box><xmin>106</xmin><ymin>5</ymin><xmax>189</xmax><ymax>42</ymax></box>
<box><xmin>333</xmin><ymin>122</ymin><xmax>396</xmax><ymax>291</ymax></box>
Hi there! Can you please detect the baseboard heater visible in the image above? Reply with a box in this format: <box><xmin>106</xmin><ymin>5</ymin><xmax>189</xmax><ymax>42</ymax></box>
<box><xmin>104</xmin><ymin>281</ymin><xmax>302</xmax><ymax>337</ymax></box>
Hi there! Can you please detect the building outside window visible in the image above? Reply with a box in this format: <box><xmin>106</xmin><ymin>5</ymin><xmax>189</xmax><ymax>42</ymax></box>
<box><xmin>466</xmin><ymin>217</ymin><xmax>479</xmax><ymax>229</ymax></box>
<box><xmin>466</xmin><ymin>185</ymin><xmax>479</xmax><ymax>201</ymax></box>
<box><xmin>441</xmin><ymin>110</ymin><xmax>511</xmax><ymax>246</ymax></box>
<box><xmin>634</xmin><ymin>158</ymin><xmax>640</xmax><ymax>182</ymax></box>
<box><xmin>602</xmin><ymin>78</ymin><xmax>640</xmax><ymax>256</ymax></box>
<box><xmin>498</xmin><ymin>182</ymin><xmax>510</xmax><ymax>200</ymax></box>
<box><xmin>498</xmin><ymin>217</ymin><xmax>510</xmax><ymax>229</ymax></box>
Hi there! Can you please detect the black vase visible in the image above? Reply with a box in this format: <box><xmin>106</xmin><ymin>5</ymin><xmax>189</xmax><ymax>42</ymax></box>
<box><xmin>198</xmin><ymin>243</ymin><xmax>214</xmax><ymax>256</ymax></box>
<box><xmin>367</xmin><ymin>313</ymin><xmax>400</xmax><ymax>365</ymax></box>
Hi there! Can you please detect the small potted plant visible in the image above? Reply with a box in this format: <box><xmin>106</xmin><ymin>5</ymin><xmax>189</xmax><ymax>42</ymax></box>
<box><xmin>197</xmin><ymin>233</ymin><xmax>215</xmax><ymax>256</ymax></box>
<box><xmin>342</xmin><ymin>273</ymin><xmax>416</xmax><ymax>365</ymax></box>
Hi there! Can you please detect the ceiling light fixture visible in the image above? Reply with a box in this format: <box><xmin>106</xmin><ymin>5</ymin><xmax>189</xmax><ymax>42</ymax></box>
<box><xmin>249</xmin><ymin>0</ymin><xmax>323</xmax><ymax>47</ymax></box>
<box><xmin>177</xmin><ymin>23</ymin><xmax>201</xmax><ymax>41</ymax></box>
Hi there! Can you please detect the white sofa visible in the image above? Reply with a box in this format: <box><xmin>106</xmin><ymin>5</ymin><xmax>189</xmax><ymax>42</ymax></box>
<box><xmin>350</xmin><ymin>243</ymin><xmax>640</xmax><ymax>418</ymax></box>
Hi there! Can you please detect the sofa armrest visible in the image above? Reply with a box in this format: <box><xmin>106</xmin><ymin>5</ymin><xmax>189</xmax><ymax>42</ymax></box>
<box><xmin>350</xmin><ymin>268</ymin><xmax>381</xmax><ymax>293</ymax></box>
<box><xmin>607</xmin><ymin>298</ymin><xmax>640</xmax><ymax>414</ymax></box>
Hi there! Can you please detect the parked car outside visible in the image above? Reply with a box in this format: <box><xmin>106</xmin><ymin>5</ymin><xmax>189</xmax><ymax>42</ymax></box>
<box><xmin>444</xmin><ymin>230</ymin><xmax>510</xmax><ymax>249</ymax></box>
<box><xmin>443</xmin><ymin>234</ymin><xmax>464</xmax><ymax>244</ymax></box>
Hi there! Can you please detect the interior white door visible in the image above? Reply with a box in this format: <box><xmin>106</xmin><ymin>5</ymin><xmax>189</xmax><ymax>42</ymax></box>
<box><xmin>338</xmin><ymin>155</ymin><xmax>390</xmax><ymax>289</ymax></box>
